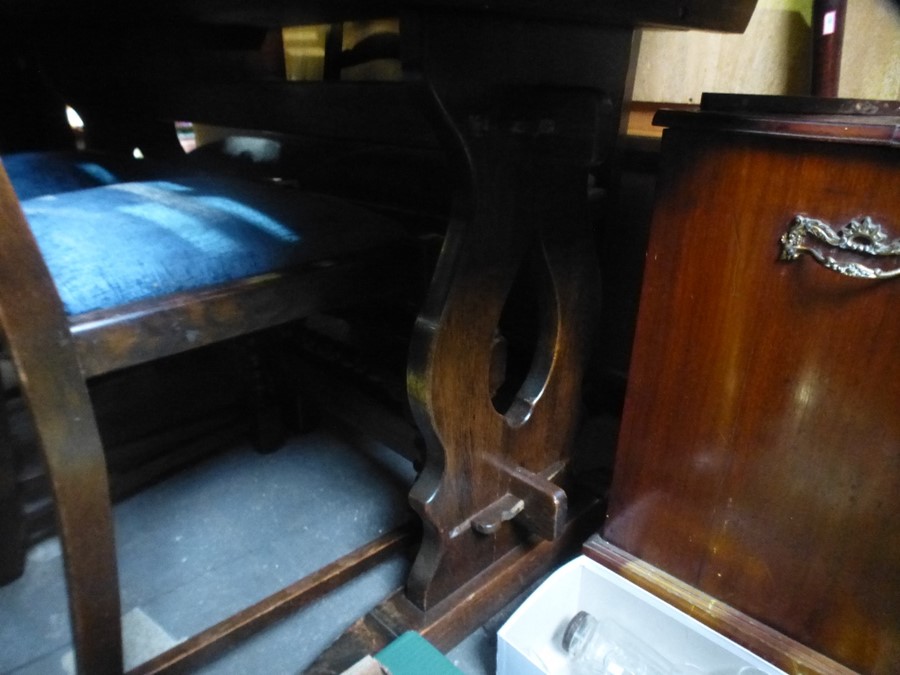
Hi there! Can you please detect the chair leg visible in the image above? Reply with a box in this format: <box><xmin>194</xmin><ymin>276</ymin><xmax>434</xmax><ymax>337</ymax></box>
<box><xmin>16</xmin><ymin>362</ymin><xmax>123</xmax><ymax>674</ymax></box>
<box><xmin>0</xmin><ymin>359</ymin><xmax>25</xmax><ymax>584</ymax></box>
<box><xmin>0</xmin><ymin>509</ymin><xmax>24</xmax><ymax>585</ymax></box>
<box><xmin>47</xmin><ymin>417</ymin><xmax>123</xmax><ymax>674</ymax></box>
<box><xmin>0</xmin><ymin>439</ymin><xmax>25</xmax><ymax>584</ymax></box>
<box><xmin>236</xmin><ymin>337</ymin><xmax>288</xmax><ymax>454</ymax></box>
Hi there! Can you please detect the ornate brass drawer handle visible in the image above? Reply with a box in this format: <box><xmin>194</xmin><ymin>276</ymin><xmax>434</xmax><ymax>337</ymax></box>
<box><xmin>780</xmin><ymin>215</ymin><xmax>900</xmax><ymax>279</ymax></box>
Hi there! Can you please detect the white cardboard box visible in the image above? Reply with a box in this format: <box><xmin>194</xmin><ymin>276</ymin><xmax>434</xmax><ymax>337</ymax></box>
<box><xmin>497</xmin><ymin>555</ymin><xmax>786</xmax><ymax>675</ymax></box>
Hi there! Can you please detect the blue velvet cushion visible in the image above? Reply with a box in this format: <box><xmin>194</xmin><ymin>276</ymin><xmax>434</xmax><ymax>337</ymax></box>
<box><xmin>3</xmin><ymin>150</ymin><xmax>192</xmax><ymax>200</ymax></box>
<box><xmin>20</xmin><ymin>175</ymin><xmax>406</xmax><ymax>316</ymax></box>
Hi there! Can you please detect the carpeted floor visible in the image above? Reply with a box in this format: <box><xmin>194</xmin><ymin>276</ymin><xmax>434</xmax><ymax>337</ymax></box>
<box><xmin>0</xmin><ymin>428</ymin><xmax>497</xmax><ymax>674</ymax></box>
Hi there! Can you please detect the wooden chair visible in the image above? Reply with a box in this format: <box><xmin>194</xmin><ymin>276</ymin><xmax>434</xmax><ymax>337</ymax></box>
<box><xmin>597</xmin><ymin>97</ymin><xmax>899</xmax><ymax>674</ymax></box>
<box><xmin>0</xmin><ymin>17</ymin><xmax>446</xmax><ymax>675</ymax></box>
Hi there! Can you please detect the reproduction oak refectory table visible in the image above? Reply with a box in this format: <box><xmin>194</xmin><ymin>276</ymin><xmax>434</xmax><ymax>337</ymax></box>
<box><xmin>0</xmin><ymin>1</ymin><xmax>758</xmax><ymax>673</ymax></box>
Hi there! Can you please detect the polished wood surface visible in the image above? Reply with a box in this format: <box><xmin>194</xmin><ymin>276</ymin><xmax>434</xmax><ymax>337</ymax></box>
<box><xmin>659</xmin><ymin>98</ymin><xmax>900</xmax><ymax>146</ymax></box>
<box><xmin>70</xmin><ymin>252</ymin><xmax>409</xmax><ymax>379</ymax></box>
<box><xmin>583</xmin><ymin>537</ymin><xmax>856</xmax><ymax>674</ymax></box>
<box><xmin>403</xmin><ymin>12</ymin><xmax>630</xmax><ymax>610</ymax></box>
<box><xmin>0</xmin><ymin>1</ymin><xmax>760</xmax><ymax>671</ymax></box>
<box><xmin>307</xmin><ymin>501</ymin><xmax>605</xmax><ymax>674</ymax></box>
<box><xmin>811</xmin><ymin>0</ymin><xmax>847</xmax><ymax>97</ymax></box>
<box><xmin>0</xmin><ymin>0</ymin><xmax>759</xmax><ymax>32</ymax></box>
<box><xmin>131</xmin><ymin>527</ymin><xmax>414</xmax><ymax>675</ymax></box>
<box><xmin>605</xmin><ymin>108</ymin><xmax>900</xmax><ymax>673</ymax></box>
<box><xmin>699</xmin><ymin>92</ymin><xmax>900</xmax><ymax>120</ymax></box>
<box><xmin>0</xmin><ymin>164</ymin><xmax>122</xmax><ymax>674</ymax></box>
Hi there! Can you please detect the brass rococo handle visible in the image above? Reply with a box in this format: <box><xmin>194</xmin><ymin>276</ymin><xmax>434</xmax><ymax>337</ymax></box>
<box><xmin>780</xmin><ymin>215</ymin><xmax>900</xmax><ymax>279</ymax></box>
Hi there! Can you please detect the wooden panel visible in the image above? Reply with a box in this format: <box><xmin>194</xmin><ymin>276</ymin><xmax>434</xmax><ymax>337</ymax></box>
<box><xmin>0</xmin><ymin>0</ymin><xmax>759</xmax><ymax>32</ymax></box>
<box><xmin>71</xmin><ymin>251</ymin><xmax>411</xmax><ymax>378</ymax></box>
<box><xmin>129</xmin><ymin>528</ymin><xmax>413</xmax><ymax>675</ymax></box>
<box><xmin>406</xmin><ymin>0</ymin><xmax>759</xmax><ymax>31</ymax></box>
<box><xmin>656</xmin><ymin>103</ymin><xmax>900</xmax><ymax>146</ymax></box>
<box><xmin>604</xmin><ymin>116</ymin><xmax>900</xmax><ymax>673</ymax></box>
<box><xmin>583</xmin><ymin>537</ymin><xmax>855</xmax><ymax>675</ymax></box>
<box><xmin>396</xmin><ymin>11</ymin><xmax>642</xmax><ymax>610</ymax></box>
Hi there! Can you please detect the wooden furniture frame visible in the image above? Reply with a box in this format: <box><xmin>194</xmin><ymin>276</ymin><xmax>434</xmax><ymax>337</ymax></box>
<box><xmin>0</xmin><ymin>137</ymin><xmax>417</xmax><ymax>675</ymax></box>
<box><xmin>602</xmin><ymin>99</ymin><xmax>899</xmax><ymax>674</ymax></box>
<box><xmin>0</xmin><ymin>22</ymin><xmax>427</xmax><ymax>675</ymax></box>
<box><xmin>307</xmin><ymin>3</ymin><xmax>756</xmax><ymax>671</ymax></box>
<box><xmin>0</xmin><ymin>2</ymin><xmax>758</xmax><ymax>673</ymax></box>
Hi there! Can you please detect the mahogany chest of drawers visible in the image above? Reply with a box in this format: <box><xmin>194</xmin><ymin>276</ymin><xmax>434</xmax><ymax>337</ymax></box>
<box><xmin>597</xmin><ymin>96</ymin><xmax>899</xmax><ymax>674</ymax></box>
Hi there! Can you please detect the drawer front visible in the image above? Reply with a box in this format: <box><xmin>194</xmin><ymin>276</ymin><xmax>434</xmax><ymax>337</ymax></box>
<box><xmin>605</xmin><ymin>128</ymin><xmax>900</xmax><ymax>674</ymax></box>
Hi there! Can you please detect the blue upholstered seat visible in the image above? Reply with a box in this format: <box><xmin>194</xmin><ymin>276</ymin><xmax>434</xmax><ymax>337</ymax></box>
<box><xmin>14</xmin><ymin>170</ymin><xmax>406</xmax><ymax>316</ymax></box>
<box><xmin>3</xmin><ymin>150</ymin><xmax>193</xmax><ymax>200</ymax></box>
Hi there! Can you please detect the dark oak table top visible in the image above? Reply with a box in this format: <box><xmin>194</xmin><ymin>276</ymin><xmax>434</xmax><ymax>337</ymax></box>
<box><xmin>0</xmin><ymin>0</ymin><xmax>757</xmax><ymax>32</ymax></box>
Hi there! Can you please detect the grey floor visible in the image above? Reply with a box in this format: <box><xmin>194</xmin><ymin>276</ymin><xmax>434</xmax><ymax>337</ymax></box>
<box><xmin>0</xmin><ymin>428</ymin><xmax>499</xmax><ymax>674</ymax></box>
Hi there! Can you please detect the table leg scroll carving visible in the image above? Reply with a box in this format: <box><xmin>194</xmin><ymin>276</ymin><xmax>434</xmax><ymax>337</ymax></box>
<box><xmin>306</xmin><ymin>16</ymin><xmax>639</xmax><ymax>669</ymax></box>
<box><xmin>406</xmin><ymin>83</ymin><xmax>613</xmax><ymax>609</ymax></box>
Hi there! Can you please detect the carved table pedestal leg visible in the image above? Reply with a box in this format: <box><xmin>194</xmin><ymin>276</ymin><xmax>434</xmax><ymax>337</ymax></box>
<box><xmin>307</xmin><ymin>14</ymin><xmax>636</xmax><ymax>672</ymax></box>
